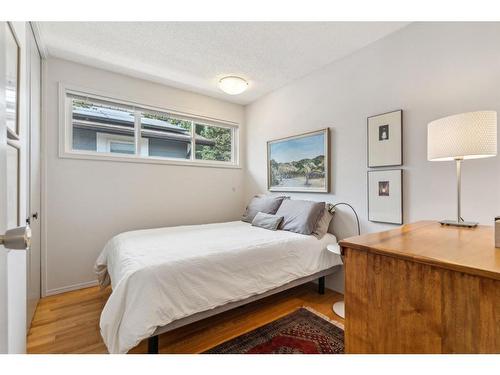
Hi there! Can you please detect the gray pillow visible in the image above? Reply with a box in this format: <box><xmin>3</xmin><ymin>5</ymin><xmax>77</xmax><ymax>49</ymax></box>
<box><xmin>275</xmin><ymin>199</ymin><xmax>325</xmax><ymax>235</ymax></box>
<box><xmin>251</xmin><ymin>212</ymin><xmax>284</xmax><ymax>231</ymax></box>
<box><xmin>312</xmin><ymin>203</ymin><xmax>336</xmax><ymax>239</ymax></box>
<box><xmin>241</xmin><ymin>195</ymin><xmax>287</xmax><ymax>223</ymax></box>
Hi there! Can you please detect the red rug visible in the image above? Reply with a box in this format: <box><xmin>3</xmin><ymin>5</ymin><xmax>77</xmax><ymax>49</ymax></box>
<box><xmin>204</xmin><ymin>307</ymin><xmax>344</xmax><ymax>354</ymax></box>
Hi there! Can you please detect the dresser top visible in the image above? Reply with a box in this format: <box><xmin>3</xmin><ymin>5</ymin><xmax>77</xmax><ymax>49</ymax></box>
<box><xmin>339</xmin><ymin>221</ymin><xmax>500</xmax><ymax>280</ymax></box>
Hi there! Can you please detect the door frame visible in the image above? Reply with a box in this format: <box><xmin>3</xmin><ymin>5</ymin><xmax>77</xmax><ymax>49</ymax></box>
<box><xmin>26</xmin><ymin>22</ymin><xmax>43</xmax><ymax>326</ymax></box>
<box><xmin>28</xmin><ymin>22</ymin><xmax>48</xmax><ymax>298</ymax></box>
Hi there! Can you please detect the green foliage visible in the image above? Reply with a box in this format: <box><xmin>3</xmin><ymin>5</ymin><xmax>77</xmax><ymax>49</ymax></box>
<box><xmin>72</xmin><ymin>99</ymin><xmax>93</xmax><ymax>109</ymax></box>
<box><xmin>270</xmin><ymin>159</ymin><xmax>280</xmax><ymax>186</ymax></box>
<box><xmin>195</xmin><ymin>124</ymin><xmax>232</xmax><ymax>162</ymax></box>
<box><xmin>142</xmin><ymin>113</ymin><xmax>191</xmax><ymax>132</ymax></box>
<box><xmin>270</xmin><ymin>155</ymin><xmax>325</xmax><ymax>186</ymax></box>
<box><xmin>72</xmin><ymin>100</ymin><xmax>131</xmax><ymax>113</ymax></box>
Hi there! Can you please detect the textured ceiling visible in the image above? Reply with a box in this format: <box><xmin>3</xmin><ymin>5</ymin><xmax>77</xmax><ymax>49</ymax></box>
<box><xmin>38</xmin><ymin>22</ymin><xmax>409</xmax><ymax>104</ymax></box>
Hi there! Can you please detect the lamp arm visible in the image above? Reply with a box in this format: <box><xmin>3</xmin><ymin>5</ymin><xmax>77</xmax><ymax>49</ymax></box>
<box><xmin>331</xmin><ymin>202</ymin><xmax>361</xmax><ymax>236</ymax></box>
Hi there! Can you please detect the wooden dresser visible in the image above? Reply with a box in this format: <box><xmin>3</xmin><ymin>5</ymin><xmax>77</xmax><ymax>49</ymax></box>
<box><xmin>339</xmin><ymin>221</ymin><xmax>500</xmax><ymax>354</ymax></box>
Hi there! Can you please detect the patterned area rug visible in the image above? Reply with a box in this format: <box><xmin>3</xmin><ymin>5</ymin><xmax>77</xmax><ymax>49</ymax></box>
<box><xmin>204</xmin><ymin>307</ymin><xmax>344</xmax><ymax>354</ymax></box>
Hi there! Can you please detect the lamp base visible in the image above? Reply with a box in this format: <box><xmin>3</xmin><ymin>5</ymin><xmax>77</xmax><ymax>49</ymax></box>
<box><xmin>439</xmin><ymin>219</ymin><xmax>478</xmax><ymax>228</ymax></box>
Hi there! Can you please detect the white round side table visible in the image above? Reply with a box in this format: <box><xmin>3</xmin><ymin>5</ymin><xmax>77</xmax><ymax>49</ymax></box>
<box><xmin>326</xmin><ymin>243</ymin><xmax>345</xmax><ymax>319</ymax></box>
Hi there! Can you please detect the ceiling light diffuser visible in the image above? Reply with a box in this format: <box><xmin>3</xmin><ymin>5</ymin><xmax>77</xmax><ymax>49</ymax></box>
<box><xmin>219</xmin><ymin>76</ymin><xmax>248</xmax><ymax>95</ymax></box>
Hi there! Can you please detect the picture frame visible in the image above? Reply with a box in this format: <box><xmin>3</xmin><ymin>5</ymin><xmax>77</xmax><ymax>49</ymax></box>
<box><xmin>267</xmin><ymin>128</ymin><xmax>330</xmax><ymax>193</ymax></box>
<box><xmin>6</xmin><ymin>22</ymin><xmax>20</xmax><ymax>135</ymax></box>
<box><xmin>367</xmin><ymin>169</ymin><xmax>403</xmax><ymax>225</ymax></box>
<box><xmin>367</xmin><ymin>109</ymin><xmax>402</xmax><ymax>167</ymax></box>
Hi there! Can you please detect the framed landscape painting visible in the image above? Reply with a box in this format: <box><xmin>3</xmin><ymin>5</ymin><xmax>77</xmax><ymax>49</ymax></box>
<box><xmin>267</xmin><ymin>128</ymin><xmax>329</xmax><ymax>193</ymax></box>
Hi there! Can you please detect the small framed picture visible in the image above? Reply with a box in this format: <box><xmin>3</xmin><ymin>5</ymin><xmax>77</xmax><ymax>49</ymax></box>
<box><xmin>368</xmin><ymin>169</ymin><xmax>403</xmax><ymax>224</ymax></box>
<box><xmin>367</xmin><ymin>110</ymin><xmax>402</xmax><ymax>167</ymax></box>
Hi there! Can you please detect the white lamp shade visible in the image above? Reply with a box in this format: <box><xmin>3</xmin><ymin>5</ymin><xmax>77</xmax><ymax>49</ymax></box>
<box><xmin>428</xmin><ymin>111</ymin><xmax>497</xmax><ymax>161</ymax></box>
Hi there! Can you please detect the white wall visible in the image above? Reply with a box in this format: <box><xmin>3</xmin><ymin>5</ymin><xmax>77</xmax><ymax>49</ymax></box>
<box><xmin>43</xmin><ymin>58</ymin><xmax>245</xmax><ymax>295</ymax></box>
<box><xmin>245</xmin><ymin>22</ymin><xmax>500</xmax><ymax>292</ymax></box>
<box><xmin>44</xmin><ymin>23</ymin><xmax>500</xmax><ymax>297</ymax></box>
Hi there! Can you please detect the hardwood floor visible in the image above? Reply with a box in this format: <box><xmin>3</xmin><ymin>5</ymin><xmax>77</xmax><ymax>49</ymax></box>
<box><xmin>27</xmin><ymin>283</ymin><xmax>344</xmax><ymax>354</ymax></box>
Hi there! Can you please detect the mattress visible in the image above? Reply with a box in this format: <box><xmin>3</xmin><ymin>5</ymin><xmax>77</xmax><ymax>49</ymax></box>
<box><xmin>95</xmin><ymin>220</ymin><xmax>341</xmax><ymax>353</ymax></box>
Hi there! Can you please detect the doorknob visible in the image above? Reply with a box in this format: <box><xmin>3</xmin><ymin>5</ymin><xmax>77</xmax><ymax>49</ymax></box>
<box><xmin>0</xmin><ymin>226</ymin><xmax>32</xmax><ymax>250</ymax></box>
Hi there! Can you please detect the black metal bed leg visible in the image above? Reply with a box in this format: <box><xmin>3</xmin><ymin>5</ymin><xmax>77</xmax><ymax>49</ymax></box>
<box><xmin>318</xmin><ymin>276</ymin><xmax>325</xmax><ymax>295</ymax></box>
<box><xmin>148</xmin><ymin>335</ymin><xmax>159</xmax><ymax>354</ymax></box>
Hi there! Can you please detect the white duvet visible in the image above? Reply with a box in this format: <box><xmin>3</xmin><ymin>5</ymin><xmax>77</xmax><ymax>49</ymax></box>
<box><xmin>95</xmin><ymin>221</ymin><xmax>341</xmax><ymax>353</ymax></box>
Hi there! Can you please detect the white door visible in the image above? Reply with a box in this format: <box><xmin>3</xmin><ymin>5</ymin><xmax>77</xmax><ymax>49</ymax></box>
<box><xmin>26</xmin><ymin>24</ymin><xmax>41</xmax><ymax>327</ymax></box>
<box><xmin>0</xmin><ymin>20</ymin><xmax>9</xmax><ymax>354</ymax></box>
<box><xmin>0</xmin><ymin>21</ymin><xmax>31</xmax><ymax>354</ymax></box>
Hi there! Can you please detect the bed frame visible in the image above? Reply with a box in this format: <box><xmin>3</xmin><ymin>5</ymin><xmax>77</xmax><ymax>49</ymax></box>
<box><xmin>146</xmin><ymin>266</ymin><xmax>339</xmax><ymax>353</ymax></box>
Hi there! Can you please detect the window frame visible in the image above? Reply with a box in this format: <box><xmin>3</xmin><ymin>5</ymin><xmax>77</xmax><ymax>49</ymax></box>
<box><xmin>59</xmin><ymin>83</ymin><xmax>241</xmax><ymax>169</ymax></box>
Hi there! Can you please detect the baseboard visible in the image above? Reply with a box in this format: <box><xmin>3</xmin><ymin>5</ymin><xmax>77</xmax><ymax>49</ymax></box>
<box><xmin>45</xmin><ymin>280</ymin><xmax>99</xmax><ymax>296</ymax></box>
<box><xmin>44</xmin><ymin>272</ymin><xmax>340</xmax><ymax>297</ymax></box>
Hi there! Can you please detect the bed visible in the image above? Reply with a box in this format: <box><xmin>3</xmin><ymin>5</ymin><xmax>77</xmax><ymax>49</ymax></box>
<box><xmin>95</xmin><ymin>220</ymin><xmax>342</xmax><ymax>354</ymax></box>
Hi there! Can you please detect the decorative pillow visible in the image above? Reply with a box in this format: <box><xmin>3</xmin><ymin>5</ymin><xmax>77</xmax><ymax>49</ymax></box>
<box><xmin>312</xmin><ymin>203</ymin><xmax>336</xmax><ymax>239</ymax></box>
<box><xmin>251</xmin><ymin>212</ymin><xmax>284</xmax><ymax>231</ymax></box>
<box><xmin>241</xmin><ymin>195</ymin><xmax>287</xmax><ymax>223</ymax></box>
<box><xmin>275</xmin><ymin>199</ymin><xmax>325</xmax><ymax>235</ymax></box>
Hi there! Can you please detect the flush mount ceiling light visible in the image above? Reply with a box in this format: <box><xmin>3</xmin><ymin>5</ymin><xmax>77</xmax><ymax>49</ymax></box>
<box><xmin>219</xmin><ymin>76</ymin><xmax>248</xmax><ymax>95</ymax></box>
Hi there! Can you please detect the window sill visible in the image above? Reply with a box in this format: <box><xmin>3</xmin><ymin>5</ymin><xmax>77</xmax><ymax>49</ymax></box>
<box><xmin>58</xmin><ymin>150</ymin><xmax>242</xmax><ymax>169</ymax></box>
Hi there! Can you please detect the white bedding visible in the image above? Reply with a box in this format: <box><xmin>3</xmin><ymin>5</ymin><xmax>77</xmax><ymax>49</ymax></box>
<box><xmin>95</xmin><ymin>220</ymin><xmax>341</xmax><ymax>353</ymax></box>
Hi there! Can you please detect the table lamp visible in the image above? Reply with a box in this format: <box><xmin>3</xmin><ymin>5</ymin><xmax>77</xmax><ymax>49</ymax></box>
<box><xmin>427</xmin><ymin>111</ymin><xmax>497</xmax><ymax>227</ymax></box>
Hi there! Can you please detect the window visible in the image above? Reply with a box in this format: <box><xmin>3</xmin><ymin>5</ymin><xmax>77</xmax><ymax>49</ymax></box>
<box><xmin>71</xmin><ymin>97</ymin><xmax>137</xmax><ymax>154</ymax></box>
<box><xmin>63</xmin><ymin>88</ymin><xmax>239</xmax><ymax>167</ymax></box>
<box><xmin>195</xmin><ymin>123</ymin><xmax>232</xmax><ymax>162</ymax></box>
<box><xmin>140</xmin><ymin>111</ymin><xmax>192</xmax><ymax>160</ymax></box>
<box><xmin>110</xmin><ymin>141</ymin><xmax>135</xmax><ymax>155</ymax></box>
<box><xmin>96</xmin><ymin>133</ymin><xmax>149</xmax><ymax>156</ymax></box>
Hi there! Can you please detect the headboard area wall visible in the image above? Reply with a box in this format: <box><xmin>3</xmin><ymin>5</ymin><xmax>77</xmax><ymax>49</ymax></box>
<box><xmin>328</xmin><ymin>203</ymin><xmax>360</xmax><ymax>241</ymax></box>
<box><xmin>244</xmin><ymin>22</ymin><xmax>500</xmax><ymax>293</ymax></box>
